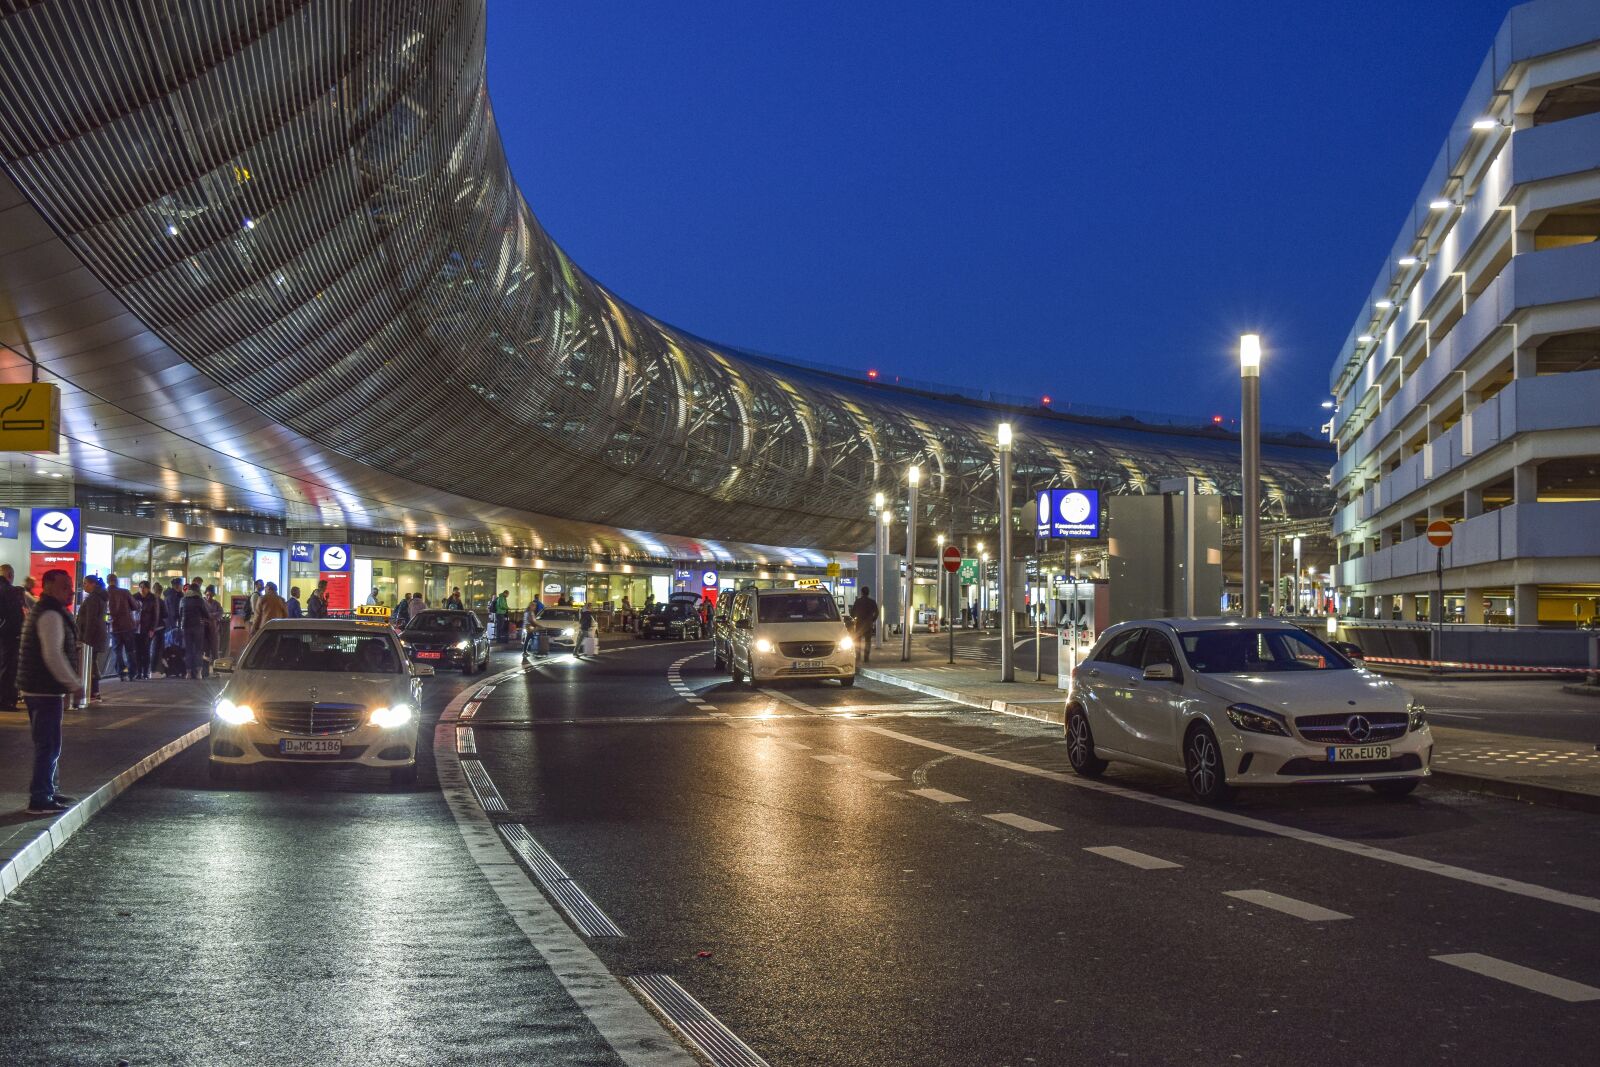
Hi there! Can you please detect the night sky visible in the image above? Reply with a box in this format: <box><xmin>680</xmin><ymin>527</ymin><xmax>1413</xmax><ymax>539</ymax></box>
<box><xmin>486</xmin><ymin>0</ymin><xmax>1516</xmax><ymax>431</ymax></box>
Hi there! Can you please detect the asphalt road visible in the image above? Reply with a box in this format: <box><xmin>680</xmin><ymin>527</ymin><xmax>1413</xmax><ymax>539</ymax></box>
<box><xmin>4</xmin><ymin>635</ymin><xmax>1599</xmax><ymax>1066</ymax></box>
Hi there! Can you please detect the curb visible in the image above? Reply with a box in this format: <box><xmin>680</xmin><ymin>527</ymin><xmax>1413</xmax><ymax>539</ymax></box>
<box><xmin>0</xmin><ymin>722</ymin><xmax>210</xmax><ymax>901</ymax></box>
<box><xmin>1430</xmin><ymin>768</ymin><xmax>1600</xmax><ymax>815</ymax></box>
<box><xmin>858</xmin><ymin>667</ymin><xmax>1066</xmax><ymax>725</ymax></box>
<box><xmin>1559</xmin><ymin>684</ymin><xmax>1600</xmax><ymax>700</ymax></box>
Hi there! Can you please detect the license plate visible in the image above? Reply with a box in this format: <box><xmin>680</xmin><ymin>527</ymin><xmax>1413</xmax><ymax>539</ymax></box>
<box><xmin>791</xmin><ymin>659</ymin><xmax>822</xmax><ymax>670</ymax></box>
<box><xmin>1329</xmin><ymin>744</ymin><xmax>1391</xmax><ymax>762</ymax></box>
<box><xmin>417</xmin><ymin>651</ymin><xmax>442</xmax><ymax>659</ymax></box>
<box><xmin>280</xmin><ymin>739</ymin><xmax>342</xmax><ymax>755</ymax></box>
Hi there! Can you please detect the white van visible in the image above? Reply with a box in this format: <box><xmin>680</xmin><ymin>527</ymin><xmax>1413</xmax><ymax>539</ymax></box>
<box><xmin>727</xmin><ymin>587</ymin><xmax>856</xmax><ymax>687</ymax></box>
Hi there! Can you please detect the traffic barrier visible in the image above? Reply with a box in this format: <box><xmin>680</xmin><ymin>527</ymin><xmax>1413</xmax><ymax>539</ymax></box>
<box><xmin>1365</xmin><ymin>655</ymin><xmax>1582</xmax><ymax>674</ymax></box>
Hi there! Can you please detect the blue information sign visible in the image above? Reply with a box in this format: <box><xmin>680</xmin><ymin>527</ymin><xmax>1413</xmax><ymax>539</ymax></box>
<box><xmin>291</xmin><ymin>542</ymin><xmax>314</xmax><ymax>563</ymax></box>
<box><xmin>319</xmin><ymin>544</ymin><xmax>352</xmax><ymax>571</ymax></box>
<box><xmin>1035</xmin><ymin>489</ymin><xmax>1100</xmax><ymax>539</ymax></box>
<box><xmin>0</xmin><ymin>507</ymin><xmax>18</xmax><ymax>540</ymax></box>
<box><xmin>30</xmin><ymin>508</ymin><xmax>81</xmax><ymax>553</ymax></box>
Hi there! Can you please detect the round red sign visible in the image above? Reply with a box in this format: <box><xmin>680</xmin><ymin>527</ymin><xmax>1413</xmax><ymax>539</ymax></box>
<box><xmin>1426</xmin><ymin>520</ymin><xmax>1454</xmax><ymax>548</ymax></box>
<box><xmin>942</xmin><ymin>545</ymin><xmax>961</xmax><ymax>572</ymax></box>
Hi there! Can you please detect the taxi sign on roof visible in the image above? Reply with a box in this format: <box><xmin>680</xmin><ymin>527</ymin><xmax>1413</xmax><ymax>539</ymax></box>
<box><xmin>354</xmin><ymin>603</ymin><xmax>391</xmax><ymax>619</ymax></box>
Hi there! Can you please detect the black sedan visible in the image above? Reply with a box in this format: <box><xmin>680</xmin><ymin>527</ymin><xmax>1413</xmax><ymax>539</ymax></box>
<box><xmin>399</xmin><ymin>609</ymin><xmax>491</xmax><ymax>673</ymax></box>
<box><xmin>639</xmin><ymin>602</ymin><xmax>704</xmax><ymax>640</ymax></box>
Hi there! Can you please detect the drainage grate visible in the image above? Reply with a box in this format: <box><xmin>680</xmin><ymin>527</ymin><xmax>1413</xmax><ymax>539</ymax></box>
<box><xmin>456</xmin><ymin>727</ymin><xmax>477</xmax><ymax>755</ymax></box>
<box><xmin>498</xmin><ymin>823</ymin><xmax>624</xmax><ymax>938</ymax></box>
<box><xmin>627</xmin><ymin>974</ymin><xmax>769</xmax><ymax>1067</ymax></box>
<box><xmin>459</xmin><ymin>701</ymin><xmax>481</xmax><ymax>720</ymax></box>
<box><xmin>461</xmin><ymin>760</ymin><xmax>507</xmax><ymax>813</ymax></box>
<box><xmin>475</xmin><ymin>685</ymin><xmax>497</xmax><ymax>699</ymax></box>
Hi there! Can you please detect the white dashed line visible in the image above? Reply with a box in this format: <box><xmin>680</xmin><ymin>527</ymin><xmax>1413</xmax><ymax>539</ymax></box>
<box><xmin>811</xmin><ymin>754</ymin><xmax>850</xmax><ymax>764</ymax></box>
<box><xmin>1084</xmin><ymin>846</ymin><xmax>1181</xmax><ymax>870</ymax></box>
<box><xmin>1224</xmin><ymin>889</ymin><xmax>1351</xmax><ymax>922</ymax></box>
<box><xmin>854</xmin><ymin>769</ymin><xmax>902</xmax><ymax>782</ymax></box>
<box><xmin>1432</xmin><ymin>953</ymin><xmax>1600</xmax><ymax>1002</ymax></box>
<box><xmin>984</xmin><ymin>813</ymin><xmax>1061</xmax><ymax>832</ymax></box>
<box><xmin>907</xmin><ymin>788</ymin><xmax>968</xmax><ymax>804</ymax></box>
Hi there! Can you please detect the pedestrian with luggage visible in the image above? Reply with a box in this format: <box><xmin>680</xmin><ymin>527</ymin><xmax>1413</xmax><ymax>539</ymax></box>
<box><xmin>105</xmin><ymin>573</ymin><xmax>136</xmax><ymax>681</ymax></box>
<box><xmin>21</xmin><ymin>568</ymin><xmax>85</xmax><ymax>815</ymax></box>
<box><xmin>0</xmin><ymin>564</ymin><xmax>25</xmax><ymax>710</ymax></box>
<box><xmin>77</xmin><ymin>576</ymin><xmax>109</xmax><ymax>703</ymax></box>
<box><xmin>575</xmin><ymin>606</ymin><xmax>597</xmax><ymax>659</ymax></box>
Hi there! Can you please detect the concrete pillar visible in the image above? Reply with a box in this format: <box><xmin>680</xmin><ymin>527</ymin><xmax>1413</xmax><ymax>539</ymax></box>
<box><xmin>1513</xmin><ymin>462</ymin><xmax>1538</xmax><ymax>506</ymax></box>
<box><xmin>1400</xmin><ymin>592</ymin><xmax>1418</xmax><ymax>621</ymax></box>
<box><xmin>1464</xmin><ymin>588</ymin><xmax>1486</xmax><ymax>624</ymax></box>
<box><xmin>1380</xmin><ymin>528</ymin><xmax>1394</xmax><ymax>550</ymax></box>
<box><xmin>1428</xmin><ymin>503</ymin><xmax>1445</xmax><ymax>522</ymax></box>
<box><xmin>1514</xmin><ymin>583</ymin><xmax>1539</xmax><ymax>626</ymax></box>
<box><xmin>1513</xmin><ymin>344</ymin><xmax>1537</xmax><ymax>380</ymax></box>
<box><xmin>1463</xmin><ymin>485</ymin><xmax>1484</xmax><ymax>519</ymax></box>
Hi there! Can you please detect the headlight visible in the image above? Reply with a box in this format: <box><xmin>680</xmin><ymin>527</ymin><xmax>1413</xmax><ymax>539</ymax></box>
<box><xmin>455</xmin><ymin>639</ymin><xmax>471</xmax><ymax>650</ymax></box>
<box><xmin>755</xmin><ymin>638</ymin><xmax>774</xmax><ymax>653</ymax></box>
<box><xmin>215</xmin><ymin>698</ymin><xmax>255</xmax><ymax>725</ymax></box>
<box><xmin>1408</xmin><ymin>701</ymin><xmax>1428</xmax><ymax>731</ymax></box>
<box><xmin>838</xmin><ymin>635</ymin><xmax>854</xmax><ymax>651</ymax></box>
<box><xmin>368</xmin><ymin>704</ymin><xmax>413</xmax><ymax>728</ymax></box>
<box><xmin>1225</xmin><ymin>702</ymin><xmax>1288</xmax><ymax>736</ymax></box>
<box><xmin>561</xmin><ymin>626</ymin><xmax>575</xmax><ymax>637</ymax></box>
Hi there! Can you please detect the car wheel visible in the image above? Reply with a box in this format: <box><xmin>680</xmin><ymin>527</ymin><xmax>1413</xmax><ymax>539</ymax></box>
<box><xmin>1065</xmin><ymin>705</ymin><xmax>1107</xmax><ymax>778</ymax></box>
<box><xmin>730</xmin><ymin>659</ymin><xmax>745</xmax><ymax>684</ymax></box>
<box><xmin>1184</xmin><ymin>724</ymin><xmax>1234</xmax><ymax>804</ymax></box>
<box><xmin>1370</xmin><ymin>778</ymin><xmax>1421</xmax><ymax>799</ymax></box>
<box><xmin>391</xmin><ymin>764</ymin><xmax>418</xmax><ymax>790</ymax></box>
<box><xmin>839</xmin><ymin>674</ymin><xmax>856</xmax><ymax>688</ymax></box>
<box><xmin>714</xmin><ymin>647</ymin><xmax>725</xmax><ymax>669</ymax></box>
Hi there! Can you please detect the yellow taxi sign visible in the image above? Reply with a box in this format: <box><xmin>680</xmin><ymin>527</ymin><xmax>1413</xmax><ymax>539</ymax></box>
<box><xmin>0</xmin><ymin>382</ymin><xmax>60</xmax><ymax>453</ymax></box>
<box><xmin>354</xmin><ymin>603</ymin><xmax>391</xmax><ymax>619</ymax></box>
<box><xmin>794</xmin><ymin>577</ymin><xmax>825</xmax><ymax>589</ymax></box>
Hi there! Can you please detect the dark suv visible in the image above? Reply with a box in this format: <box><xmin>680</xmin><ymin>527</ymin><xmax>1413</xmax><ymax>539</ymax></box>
<box><xmin>639</xmin><ymin>601</ymin><xmax>704</xmax><ymax>640</ymax></box>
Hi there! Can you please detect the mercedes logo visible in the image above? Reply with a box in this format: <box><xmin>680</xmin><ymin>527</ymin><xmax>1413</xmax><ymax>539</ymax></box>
<box><xmin>802</xmin><ymin>644</ymin><xmax>815</xmax><ymax>657</ymax></box>
<box><xmin>1346</xmin><ymin>714</ymin><xmax>1372</xmax><ymax>741</ymax></box>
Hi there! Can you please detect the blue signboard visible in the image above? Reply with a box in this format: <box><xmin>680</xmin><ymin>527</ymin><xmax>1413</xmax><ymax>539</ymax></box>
<box><xmin>0</xmin><ymin>507</ymin><xmax>18</xmax><ymax>540</ymax></box>
<box><xmin>290</xmin><ymin>542</ymin><xmax>314</xmax><ymax>563</ymax></box>
<box><xmin>31</xmin><ymin>508</ymin><xmax>81</xmax><ymax>553</ymax></box>
<box><xmin>1035</xmin><ymin>489</ymin><xmax>1100</xmax><ymax>539</ymax></box>
<box><xmin>700</xmin><ymin>569</ymin><xmax>719</xmax><ymax>588</ymax></box>
<box><xmin>318</xmin><ymin>544</ymin><xmax>352</xmax><ymax>571</ymax></box>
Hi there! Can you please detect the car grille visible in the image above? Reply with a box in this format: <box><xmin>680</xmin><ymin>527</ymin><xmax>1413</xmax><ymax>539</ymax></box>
<box><xmin>1293</xmin><ymin>712</ymin><xmax>1408</xmax><ymax>745</ymax></box>
<box><xmin>1277</xmin><ymin>753</ymin><xmax>1423</xmax><ymax>776</ymax></box>
<box><xmin>259</xmin><ymin>702</ymin><xmax>367</xmax><ymax>736</ymax></box>
<box><xmin>779</xmin><ymin>641</ymin><xmax>835</xmax><ymax>658</ymax></box>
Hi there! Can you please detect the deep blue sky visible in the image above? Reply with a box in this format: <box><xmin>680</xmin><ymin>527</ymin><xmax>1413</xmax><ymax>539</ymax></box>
<box><xmin>486</xmin><ymin>0</ymin><xmax>1516</xmax><ymax>429</ymax></box>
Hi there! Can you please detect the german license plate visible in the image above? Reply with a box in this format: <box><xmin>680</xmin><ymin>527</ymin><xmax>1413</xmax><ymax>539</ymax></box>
<box><xmin>1329</xmin><ymin>744</ymin><xmax>1390</xmax><ymax>762</ymax></box>
<box><xmin>417</xmin><ymin>651</ymin><xmax>442</xmax><ymax>659</ymax></box>
<box><xmin>281</xmin><ymin>738</ymin><xmax>341</xmax><ymax>755</ymax></box>
<box><xmin>791</xmin><ymin>659</ymin><xmax>822</xmax><ymax>670</ymax></box>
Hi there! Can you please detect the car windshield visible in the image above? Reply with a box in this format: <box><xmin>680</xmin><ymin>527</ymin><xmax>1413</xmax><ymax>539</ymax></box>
<box><xmin>758</xmin><ymin>593</ymin><xmax>839</xmax><ymax>623</ymax></box>
<box><xmin>1179</xmin><ymin>628</ymin><xmax>1353</xmax><ymax>673</ymax></box>
<box><xmin>542</xmin><ymin>609</ymin><xmax>580</xmax><ymax>622</ymax></box>
<box><xmin>406</xmin><ymin>612</ymin><xmax>472</xmax><ymax>633</ymax></box>
<box><xmin>243</xmin><ymin>629</ymin><xmax>402</xmax><ymax>673</ymax></box>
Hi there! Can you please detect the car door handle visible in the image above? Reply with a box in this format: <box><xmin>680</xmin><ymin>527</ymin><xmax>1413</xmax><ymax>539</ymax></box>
<box><xmin>1084</xmin><ymin>668</ymin><xmax>1100</xmax><ymax>677</ymax></box>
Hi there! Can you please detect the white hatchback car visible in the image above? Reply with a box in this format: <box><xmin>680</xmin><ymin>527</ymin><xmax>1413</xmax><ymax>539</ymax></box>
<box><xmin>207</xmin><ymin>618</ymin><xmax>432</xmax><ymax>788</ymax></box>
<box><xmin>1065</xmin><ymin>618</ymin><xmax>1432</xmax><ymax>803</ymax></box>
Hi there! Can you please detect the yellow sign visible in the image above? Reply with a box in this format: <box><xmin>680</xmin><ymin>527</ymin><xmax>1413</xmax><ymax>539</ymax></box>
<box><xmin>354</xmin><ymin>603</ymin><xmax>391</xmax><ymax>619</ymax></box>
<box><xmin>0</xmin><ymin>383</ymin><xmax>60</xmax><ymax>453</ymax></box>
<box><xmin>794</xmin><ymin>577</ymin><xmax>825</xmax><ymax>589</ymax></box>
<box><xmin>825</xmin><ymin>561</ymin><xmax>841</xmax><ymax>577</ymax></box>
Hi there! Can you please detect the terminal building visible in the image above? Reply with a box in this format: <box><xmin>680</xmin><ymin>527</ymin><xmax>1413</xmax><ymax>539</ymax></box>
<box><xmin>1329</xmin><ymin>0</ymin><xmax>1600</xmax><ymax>632</ymax></box>
<box><xmin>0</xmin><ymin>0</ymin><xmax>1331</xmax><ymax>616</ymax></box>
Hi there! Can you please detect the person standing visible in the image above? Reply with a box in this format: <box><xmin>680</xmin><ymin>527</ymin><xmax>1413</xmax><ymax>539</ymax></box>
<box><xmin>133</xmin><ymin>581</ymin><xmax>158</xmax><ymax>679</ymax></box>
<box><xmin>445</xmin><ymin>587</ymin><xmax>463</xmax><ymax>611</ymax></box>
<box><xmin>574</xmin><ymin>605</ymin><xmax>596</xmax><ymax>659</ymax></box>
<box><xmin>0</xmin><ymin>564</ymin><xmax>25</xmax><ymax>710</ymax></box>
<box><xmin>204</xmin><ymin>586</ymin><xmax>225</xmax><ymax>670</ymax></box>
<box><xmin>251</xmin><ymin>582</ymin><xmax>287</xmax><ymax>633</ymax></box>
<box><xmin>77</xmin><ymin>575</ymin><xmax>109</xmax><ymax>703</ymax></box>
<box><xmin>20</xmin><ymin>568</ymin><xmax>85</xmax><ymax>815</ymax></box>
<box><xmin>179</xmin><ymin>582</ymin><xmax>208</xmax><ymax>679</ymax></box>
<box><xmin>366</xmin><ymin>588</ymin><xmax>380</xmax><ymax>607</ymax></box>
<box><xmin>105</xmin><ymin>573</ymin><xmax>137</xmax><ymax>682</ymax></box>
<box><xmin>20</xmin><ymin>573</ymin><xmax>37</xmax><ymax>611</ymax></box>
<box><xmin>286</xmin><ymin>586</ymin><xmax>304</xmax><ymax>618</ymax></box>
<box><xmin>306</xmin><ymin>580</ymin><xmax>328</xmax><ymax>618</ymax></box>
<box><xmin>849</xmin><ymin>586</ymin><xmax>880</xmax><ymax>665</ymax></box>
<box><xmin>493</xmin><ymin>590</ymin><xmax>509</xmax><ymax>644</ymax></box>
<box><xmin>162</xmin><ymin>579</ymin><xmax>182</xmax><ymax>644</ymax></box>
<box><xmin>249</xmin><ymin>578</ymin><xmax>264</xmax><ymax>621</ymax></box>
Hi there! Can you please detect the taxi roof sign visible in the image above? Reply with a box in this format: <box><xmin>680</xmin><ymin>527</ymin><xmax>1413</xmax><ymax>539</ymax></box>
<box><xmin>354</xmin><ymin>603</ymin><xmax>391</xmax><ymax>618</ymax></box>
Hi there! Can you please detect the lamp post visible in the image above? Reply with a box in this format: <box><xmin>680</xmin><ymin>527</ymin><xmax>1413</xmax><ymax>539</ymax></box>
<box><xmin>979</xmin><ymin>549</ymin><xmax>989</xmax><ymax>625</ymax></box>
<box><xmin>1292</xmin><ymin>535</ymin><xmax>1303</xmax><ymax>615</ymax></box>
<box><xmin>901</xmin><ymin>465</ymin><xmax>920</xmax><ymax>662</ymax></box>
<box><xmin>873</xmin><ymin>492</ymin><xmax>886</xmax><ymax>651</ymax></box>
<box><xmin>1240</xmin><ymin>334</ymin><xmax>1262</xmax><ymax>618</ymax></box>
<box><xmin>998</xmin><ymin>422</ymin><xmax>1015</xmax><ymax>682</ymax></box>
<box><xmin>935</xmin><ymin>533</ymin><xmax>947</xmax><ymax>631</ymax></box>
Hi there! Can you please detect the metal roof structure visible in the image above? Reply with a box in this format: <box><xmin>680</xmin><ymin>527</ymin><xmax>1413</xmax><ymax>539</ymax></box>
<box><xmin>0</xmin><ymin>0</ymin><xmax>1332</xmax><ymax>560</ymax></box>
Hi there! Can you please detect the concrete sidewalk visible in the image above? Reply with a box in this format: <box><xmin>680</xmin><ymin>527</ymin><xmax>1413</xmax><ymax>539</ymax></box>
<box><xmin>860</xmin><ymin>657</ymin><xmax>1600</xmax><ymax>813</ymax></box>
<box><xmin>1</xmin><ymin>676</ymin><xmax>218</xmax><ymax>897</ymax></box>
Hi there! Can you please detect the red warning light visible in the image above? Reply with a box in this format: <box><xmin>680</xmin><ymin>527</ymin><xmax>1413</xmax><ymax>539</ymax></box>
<box><xmin>867</xmin><ymin>369</ymin><xmax>879</xmax><ymax>379</ymax></box>
<box><xmin>1041</xmin><ymin>395</ymin><xmax>1052</xmax><ymax>406</ymax></box>
<box><xmin>1212</xmin><ymin>414</ymin><xmax>1224</xmax><ymax>424</ymax></box>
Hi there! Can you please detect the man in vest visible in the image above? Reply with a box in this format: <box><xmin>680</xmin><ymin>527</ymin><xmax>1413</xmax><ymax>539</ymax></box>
<box><xmin>20</xmin><ymin>569</ymin><xmax>85</xmax><ymax>815</ymax></box>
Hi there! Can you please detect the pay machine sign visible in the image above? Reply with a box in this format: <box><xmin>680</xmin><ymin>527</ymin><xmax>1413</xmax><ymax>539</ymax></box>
<box><xmin>1036</xmin><ymin>488</ymin><xmax>1100</xmax><ymax>539</ymax></box>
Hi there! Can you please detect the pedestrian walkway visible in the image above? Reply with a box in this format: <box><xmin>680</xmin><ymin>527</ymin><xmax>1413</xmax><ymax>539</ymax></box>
<box><xmin>1</xmin><ymin>676</ymin><xmax>217</xmax><ymax>894</ymax></box>
<box><xmin>861</xmin><ymin>654</ymin><xmax>1600</xmax><ymax>812</ymax></box>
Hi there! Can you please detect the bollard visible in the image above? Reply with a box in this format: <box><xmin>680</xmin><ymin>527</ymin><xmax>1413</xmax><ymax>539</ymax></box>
<box><xmin>78</xmin><ymin>648</ymin><xmax>94</xmax><ymax>709</ymax></box>
<box><xmin>1589</xmin><ymin>632</ymin><xmax>1599</xmax><ymax>687</ymax></box>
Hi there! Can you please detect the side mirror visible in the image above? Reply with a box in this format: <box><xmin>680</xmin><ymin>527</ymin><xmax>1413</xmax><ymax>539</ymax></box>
<box><xmin>212</xmin><ymin>659</ymin><xmax>233</xmax><ymax>674</ymax></box>
<box><xmin>1142</xmin><ymin>662</ymin><xmax>1175</xmax><ymax>682</ymax></box>
<box><xmin>1332</xmin><ymin>641</ymin><xmax>1365</xmax><ymax>663</ymax></box>
<box><xmin>413</xmin><ymin>664</ymin><xmax>436</xmax><ymax>678</ymax></box>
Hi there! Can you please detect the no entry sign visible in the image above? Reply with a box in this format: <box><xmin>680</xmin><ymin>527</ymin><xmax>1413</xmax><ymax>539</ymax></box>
<box><xmin>942</xmin><ymin>545</ymin><xmax>961</xmax><ymax>572</ymax></box>
<box><xmin>1426</xmin><ymin>520</ymin><xmax>1454</xmax><ymax>548</ymax></box>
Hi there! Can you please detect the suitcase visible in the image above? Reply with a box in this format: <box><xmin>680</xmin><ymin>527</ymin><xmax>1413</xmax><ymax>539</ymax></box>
<box><xmin>580</xmin><ymin>633</ymin><xmax>599</xmax><ymax>656</ymax></box>
<box><xmin>161</xmin><ymin>641</ymin><xmax>188</xmax><ymax>678</ymax></box>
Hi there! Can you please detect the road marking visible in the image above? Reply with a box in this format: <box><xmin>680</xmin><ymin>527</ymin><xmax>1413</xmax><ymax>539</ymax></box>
<box><xmin>1432</xmin><ymin>953</ymin><xmax>1600</xmax><ymax>1002</ymax></box>
<box><xmin>759</xmin><ymin>687</ymin><xmax>827</xmax><ymax>713</ymax></box>
<box><xmin>984</xmin><ymin>812</ymin><xmax>1061</xmax><ymax>832</ymax></box>
<box><xmin>1084</xmin><ymin>846</ymin><xmax>1181</xmax><ymax>870</ymax></box>
<box><xmin>499</xmin><ymin>823</ymin><xmax>624</xmax><ymax>938</ymax></box>
<box><xmin>455</xmin><ymin>726</ymin><xmax>477</xmax><ymax>755</ymax></box>
<box><xmin>101</xmin><ymin>709</ymin><xmax>161</xmax><ymax>730</ymax></box>
<box><xmin>811</xmin><ymin>754</ymin><xmax>850</xmax><ymax>764</ymax></box>
<box><xmin>854</xmin><ymin>768</ymin><xmax>902</xmax><ymax>782</ymax></box>
<box><xmin>907</xmin><ymin>787</ymin><xmax>968</xmax><ymax>803</ymax></box>
<box><xmin>461</xmin><ymin>760</ymin><xmax>508</xmax><ymax>813</ymax></box>
<box><xmin>861</xmin><ymin>724</ymin><xmax>1600</xmax><ymax>916</ymax></box>
<box><xmin>459</xmin><ymin>700</ymin><xmax>480</xmax><ymax>720</ymax></box>
<box><xmin>1224</xmin><ymin>889</ymin><xmax>1351</xmax><ymax>921</ymax></box>
<box><xmin>627</xmin><ymin>973</ymin><xmax>771</xmax><ymax>1067</ymax></box>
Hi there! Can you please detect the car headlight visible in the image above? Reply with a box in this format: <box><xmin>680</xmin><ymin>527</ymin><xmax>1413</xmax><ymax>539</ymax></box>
<box><xmin>368</xmin><ymin>704</ymin><xmax>413</xmax><ymax>728</ymax></box>
<box><xmin>563</xmin><ymin>627</ymin><xmax>575</xmax><ymax>637</ymax></box>
<box><xmin>755</xmin><ymin>638</ymin><xmax>774</xmax><ymax>653</ymax></box>
<box><xmin>838</xmin><ymin>635</ymin><xmax>854</xmax><ymax>651</ymax></box>
<box><xmin>1225</xmin><ymin>702</ymin><xmax>1288</xmax><ymax>736</ymax></box>
<box><xmin>1407</xmin><ymin>701</ymin><xmax>1427</xmax><ymax>732</ymax></box>
<box><xmin>455</xmin><ymin>639</ymin><xmax>471</xmax><ymax>650</ymax></box>
<box><xmin>215</xmin><ymin>698</ymin><xmax>255</xmax><ymax>725</ymax></box>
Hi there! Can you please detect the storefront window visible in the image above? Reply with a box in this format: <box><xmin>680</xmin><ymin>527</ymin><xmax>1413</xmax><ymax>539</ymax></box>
<box><xmin>112</xmin><ymin>535</ymin><xmax>150</xmax><ymax>585</ymax></box>
<box><xmin>494</xmin><ymin>568</ymin><xmax>519</xmax><ymax>609</ymax></box>
<box><xmin>151</xmin><ymin>539</ymin><xmax>187</xmax><ymax>584</ymax></box>
<box><xmin>188</xmin><ymin>543</ymin><xmax>222</xmax><ymax>589</ymax></box>
<box><xmin>222</xmin><ymin>548</ymin><xmax>255</xmax><ymax>600</ymax></box>
<box><xmin>369</xmin><ymin>558</ymin><xmax>397</xmax><ymax>608</ymax></box>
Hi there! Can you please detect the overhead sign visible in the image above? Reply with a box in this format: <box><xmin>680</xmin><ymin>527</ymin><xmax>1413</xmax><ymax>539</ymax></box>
<box><xmin>319</xmin><ymin>544</ymin><xmax>351</xmax><ymax>571</ymax></box>
<box><xmin>825</xmin><ymin>561</ymin><xmax>841</xmax><ymax>577</ymax></box>
<box><xmin>31</xmin><ymin>508</ymin><xmax>80</xmax><ymax>553</ymax></box>
<box><xmin>290</xmin><ymin>542</ymin><xmax>314</xmax><ymax>563</ymax></box>
<box><xmin>701</xmin><ymin>569</ymin><xmax>719</xmax><ymax>588</ymax></box>
<box><xmin>1426</xmin><ymin>520</ymin><xmax>1454</xmax><ymax>548</ymax></box>
<box><xmin>942</xmin><ymin>545</ymin><xmax>961</xmax><ymax>573</ymax></box>
<box><xmin>0</xmin><ymin>382</ymin><xmax>61</xmax><ymax>453</ymax></box>
<box><xmin>958</xmin><ymin>558</ymin><xmax>979</xmax><ymax>584</ymax></box>
<box><xmin>1036</xmin><ymin>488</ymin><xmax>1101</xmax><ymax>539</ymax></box>
<box><xmin>0</xmin><ymin>507</ymin><xmax>18</xmax><ymax>540</ymax></box>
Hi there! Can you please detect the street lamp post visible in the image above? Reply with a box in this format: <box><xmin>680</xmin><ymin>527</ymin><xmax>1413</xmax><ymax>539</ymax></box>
<box><xmin>998</xmin><ymin>422</ymin><xmax>1015</xmax><ymax>682</ymax></box>
<box><xmin>979</xmin><ymin>549</ymin><xmax>989</xmax><ymax>624</ymax></box>
<box><xmin>873</xmin><ymin>492</ymin><xmax>886</xmax><ymax>652</ymax></box>
<box><xmin>901</xmin><ymin>465</ymin><xmax>920</xmax><ymax>662</ymax></box>
<box><xmin>1292</xmin><ymin>535</ymin><xmax>1303</xmax><ymax>615</ymax></box>
<box><xmin>935</xmin><ymin>533</ymin><xmax>946</xmax><ymax>629</ymax></box>
<box><xmin>1240</xmin><ymin>334</ymin><xmax>1262</xmax><ymax>618</ymax></box>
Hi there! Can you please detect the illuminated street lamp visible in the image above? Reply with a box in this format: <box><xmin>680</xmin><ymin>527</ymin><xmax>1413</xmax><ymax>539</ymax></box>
<box><xmin>874</xmin><ymin>492</ymin><xmax>887</xmax><ymax>650</ymax></box>
<box><xmin>997</xmin><ymin>422</ymin><xmax>1015</xmax><ymax>682</ymax></box>
<box><xmin>902</xmin><ymin>465</ymin><xmax>921</xmax><ymax>661</ymax></box>
<box><xmin>935</xmin><ymin>533</ymin><xmax>946</xmax><ymax>628</ymax></box>
<box><xmin>1240</xmin><ymin>334</ymin><xmax>1262</xmax><ymax>617</ymax></box>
